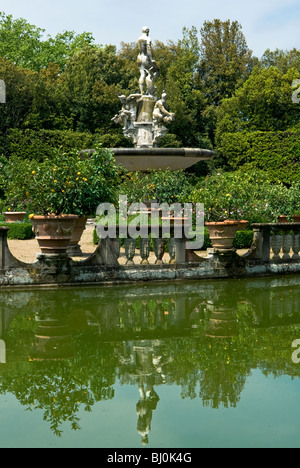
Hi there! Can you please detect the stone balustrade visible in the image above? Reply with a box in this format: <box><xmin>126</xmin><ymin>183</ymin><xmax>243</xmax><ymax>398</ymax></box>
<box><xmin>247</xmin><ymin>223</ymin><xmax>300</xmax><ymax>263</ymax></box>
<box><xmin>2</xmin><ymin>223</ymin><xmax>300</xmax><ymax>288</ymax></box>
<box><xmin>96</xmin><ymin>224</ymin><xmax>189</xmax><ymax>266</ymax></box>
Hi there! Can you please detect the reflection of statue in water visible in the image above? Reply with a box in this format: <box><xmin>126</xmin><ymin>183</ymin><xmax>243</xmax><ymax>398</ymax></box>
<box><xmin>115</xmin><ymin>338</ymin><xmax>172</xmax><ymax>445</ymax></box>
<box><xmin>133</xmin><ymin>340</ymin><xmax>171</xmax><ymax>445</ymax></box>
<box><xmin>137</xmin><ymin>26</ymin><xmax>159</xmax><ymax>96</ymax></box>
<box><xmin>136</xmin><ymin>380</ymin><xmax>160</xmax><ymax>446</ymax></box>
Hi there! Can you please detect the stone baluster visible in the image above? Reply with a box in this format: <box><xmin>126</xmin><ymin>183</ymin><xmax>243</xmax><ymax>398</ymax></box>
<box><xmin>251</xmin><ymin>226</ymin><xmax>271</xmax><ymax>261</ymax></box>
<box><xmin>0</xmin><ymin>227</ymin><xmax>7</xmax><ymax>269</ymax></box>
<box><xmin>96</xmin><ymin>237</ymin><xmax>120</xmax><ymax>266</ymax></box>
<box><xmin>140</xmin><ymin>238</ymin><xmax>151</xmax><ymax>265</ymax></box>
<box><xmin>0</xmin><ymin>226</ymin><xmax>27</xmax><ymax>268</ymax></box>
<box><xmin>169</xmin><ymin>237</ymin><xmax>187</xmax><ymax>264</ymax></box>
<box><xmin>292</xmin><ymin>232</ymin><xmax>300</xmax><ymax>260</ymax></box>
<box><xmin>168</xmin><ymin>238</ymin><xmax>176</xmax><ymax>264</ymax></box>
<box><xmin>154</xmin><ymin>238</ymin><xmax>165</xmax><ymax>265</ymax></box>
<box><xmin>271</xmin><ymin>234</ymin><xmax>282</xmax><ymax>261</ymax></box>
<box><xmin>282</xmin><ymin>232</ymin><xmax>293</xmax><ymax>260</ymax></box>
<box><xmin>125</xmin><ymin>238</ymin><xmax>136</xmax><ymax>265</ymax></box>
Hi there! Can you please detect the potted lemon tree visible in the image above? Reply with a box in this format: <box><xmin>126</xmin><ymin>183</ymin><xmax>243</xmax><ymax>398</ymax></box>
<box><xmin>0</xmin><ymin>157</ymin><xmax>28</xmax><ymax>223</ymax></box>
<box><xmin>187</xmin><ymin>171</ymin><xmax>254</xmax><ymax>251</ymax></box>
<box><xmin>24</xmin><ymin>147</ymin><xmax>121</xmax><ymax>255</ymax></box>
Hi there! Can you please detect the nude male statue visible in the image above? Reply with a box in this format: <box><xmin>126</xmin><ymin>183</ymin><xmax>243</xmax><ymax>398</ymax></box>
<box><xmin>137</xmin><ymin>27</ymin><xmax>159</xmax><ymax>95</ymax></box>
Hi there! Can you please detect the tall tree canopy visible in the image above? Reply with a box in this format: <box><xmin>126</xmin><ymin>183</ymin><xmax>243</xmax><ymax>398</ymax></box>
<box><xmin>0</xmin><ymin>11</ymin><xmax>96</xmax><ymax>72</ymax></box>
<box><xmin>198</xmin><ymin>19</ymin><xmax>254</xmax><ymax>106</ymax></box>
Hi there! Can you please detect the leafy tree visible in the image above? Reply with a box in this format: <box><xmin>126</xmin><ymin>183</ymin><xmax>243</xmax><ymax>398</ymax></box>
<box><xmin>42</xmin><ymin>31</ymin><xmax>96</xmax><ymax>72</ymax></box>
<box><xmin>216</xmin><ymin>66</ymin><xmax>300</xmax><ymax>137</ymax></box>
<box><xmin>0</xmin><ymin>11</ymin><xmax>45</xmax><ymax>71</ymax></box>
<box><xmin>59</xmin><ymin>45</ymin><xmax>137</xmax><ymax>133</ymax></box>
<box><xmin>260</xmin><ymin>48</ymin><xmax>300</xmax><ymax>73</ymax></box>
<box><xmin>0</xmin><ymin>57</ymin><xmax>36</xmax><ymax>132</ymax></box>
<box><xmin>163</xmin><ymin>27</ymin><xmax>208</xmax><ymax>147</ymax></box>
<box><xmin>0</xmin><ymin>11</ymin><xmax>96</xmax><ymax>72</ymax></box>
<box><xmin>198</xmin><ymin>19</ymin><xmax>254</xmax><ymax>106</ymax></box>
<box><xmin>119</xmin><ymin>169</ymin><xmax>192</xmax><ymax>205</ymax></box>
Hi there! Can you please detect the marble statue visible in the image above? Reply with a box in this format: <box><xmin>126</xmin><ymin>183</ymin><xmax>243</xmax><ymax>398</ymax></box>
<box><xmin>112</xmin><ymin>94</ymin><xmax>139</xmax><ymax>136</ymax></box>
<box><xmin>137</xmin><ymin>26</ymin><xmax>159</xmax><ymax>96</ymax></box>
<box><xmin>153</xmin><ymin>91</ymin><xmax>175</xmax><ymax>125</ymax></box>
<box><xmin>152</xmin><ymin>91</ymin><xmax>175</xmax><ymax>145</ymax></box>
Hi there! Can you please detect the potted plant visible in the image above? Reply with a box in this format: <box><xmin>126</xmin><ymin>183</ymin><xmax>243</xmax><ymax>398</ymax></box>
<box><xmin>272</xmin><ymin>182</ymin><xmax>300</xmax><ymax>223</ymax></box>
<box><xmin>0</xmin><ymin>156</ymin><xmax>32</xmax><ymax>223</ymax></box>
<box><xmin>25</xmin><ymin>147</ymin><xmax>121</xmax><ymax>255</ymax></box>
<box><xmin>4</xmin><ymin>206</ymin><xmax>27</xmax><ymax>223</ymax></box>
<box><xmin>187</xmin><ymin>171</ymin><xmax>251</xmax><ymax>251</ymax></box>
<box><xmin>278</xmin><ymin>215</ymin><xmax>300</xmax><ymax>223</ymax></box>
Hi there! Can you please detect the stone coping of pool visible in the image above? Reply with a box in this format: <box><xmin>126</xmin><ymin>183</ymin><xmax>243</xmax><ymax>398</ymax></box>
<box><xmin>80</xmin><ymin>147</ymin><xmax>215</xmax><ymax>171</ymax></box>
<box><xmin>1</xmin><ymin>251</ymin><xmax>300</xmax><ymax>289</ymax></box>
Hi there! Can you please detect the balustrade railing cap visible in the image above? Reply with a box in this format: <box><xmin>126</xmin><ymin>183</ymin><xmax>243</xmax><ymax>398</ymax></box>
<box><xmin>251</xmin><ymin>223</ymin><xmax>300</xmax><ymax>229</ymax></box>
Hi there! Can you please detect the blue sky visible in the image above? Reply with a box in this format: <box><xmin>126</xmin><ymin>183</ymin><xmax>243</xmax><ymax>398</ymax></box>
<box><xmin>0</xmin><ymin>0</ymin><xmax>300</xmax><ymax>57</ymax></box>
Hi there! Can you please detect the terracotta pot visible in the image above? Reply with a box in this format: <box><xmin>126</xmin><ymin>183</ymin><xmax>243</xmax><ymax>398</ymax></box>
<box><xmin>205</xmin><ymin>220</ymin><xmax>248</xmax><ymax>251</ymax></box>
<box><xmin>68</xmin><ymin>216</ymin><xmax>87</xmax><ymax>256</ymax></box>
<box><xmin>4</xmin><ymin>211</ymin><xmax>27</xmax><ymax>223</ymax></box>
<box><xmin>29</xmin><ymin>314</ymin><xmax>75</xmax><ymax>361</ymax></box>
<box><xmin>30</xmin><ymin>214</ymin><xmax>78</xmax><ymax>254</ymax></box>
<box><xmin>278</xmin><ymin>215</ymin><xmax>300</xmax><ymax>223</ymax></box>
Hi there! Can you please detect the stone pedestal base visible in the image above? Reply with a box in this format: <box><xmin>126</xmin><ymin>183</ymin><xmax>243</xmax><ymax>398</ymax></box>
<box><xmin>135</xmin><ymin>122</ymin><xmax>154</xmax><ymax>148</ymax></box>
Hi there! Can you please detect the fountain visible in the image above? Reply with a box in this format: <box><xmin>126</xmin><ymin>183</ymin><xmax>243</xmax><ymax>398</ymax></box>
<box><xmin>82</xmin><ymin>27</ymin><xmax>214</xmax><ymax>171</ymax></box>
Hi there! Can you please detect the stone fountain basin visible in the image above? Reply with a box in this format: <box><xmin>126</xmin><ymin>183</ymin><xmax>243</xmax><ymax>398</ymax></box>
<box><xmin>81</xmin><ymin>147</ymin><xmax>215</xmax><ymax>171</ymax></box>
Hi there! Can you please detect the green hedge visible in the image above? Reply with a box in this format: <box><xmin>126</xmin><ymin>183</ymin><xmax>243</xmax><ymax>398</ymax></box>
<box><xmin>0</xmin><ymin>128</ymin><xmax>132</xmax><ymax>161</ymax></box>
<box><xmin>217</xmin><ymin>131</ymin><xmax>300</xmax><ymax>184</ymax></box>
<box><xmin>0</xmin><ymin>223</ymin><xmax>35</xmax><ymax>240</ymax></box>
<box><xmin>232</xmin><ymin>230</ymin><xmax>254</xmax><ymax>249</ymax></box>
<box><xmin>93</xmin><ymin>228</ymin><xmax>253</xmax><ymax>250</ymax></box>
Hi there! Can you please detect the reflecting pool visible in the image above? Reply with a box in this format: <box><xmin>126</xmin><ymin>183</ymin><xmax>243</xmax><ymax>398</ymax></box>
<box><xmin>1</xmin><ymin>276</ymin><xmax>300</xmax><ymax>448</ymax></box>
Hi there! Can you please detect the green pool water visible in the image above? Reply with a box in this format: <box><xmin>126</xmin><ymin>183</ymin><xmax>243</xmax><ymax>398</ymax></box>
<box><xmin>0</xmin><ymin>275</ymin><xmax>300</xmax><ymax>448</ymax></box>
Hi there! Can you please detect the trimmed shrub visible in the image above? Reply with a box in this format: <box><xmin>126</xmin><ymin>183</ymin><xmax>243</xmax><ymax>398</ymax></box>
<box><xmin>0</xmin><ymin>223</ymin><xmax>35</xmax><ymax>240</ymax></box>
<box><xmin>0</xmin><ymin>128</ymin><xmax>132</xmax><ymax>162</ymax></box>
<box><xmin>232</xmin><ymin>230</ymin><xmax>254</xmax><ymax>249</ymax></box>
<box><xmin>93</xmin><ymin>228</ymin><xmax>99</xmax><ymax>245</ymax></box>
<box><xmin>217</xmin><ymin>131</ymin><xmax>300</xmax><ymax>185</ymax></box>
<box><xmin>93</xmin><ymin>228</ymin><xmax>252</xmax><ymax>250</ymax></box>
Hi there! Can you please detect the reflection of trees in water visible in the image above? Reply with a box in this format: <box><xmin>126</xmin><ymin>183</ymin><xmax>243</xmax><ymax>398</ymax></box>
<box><xmin>0</xmin><ymin>280</ymin><xmax>300</xmax><ymax>440</ymax></box>
<box><xmin>0</xmin><ymin>313</ymin><xmax>118</xmax><ymax>437</ymax></box>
